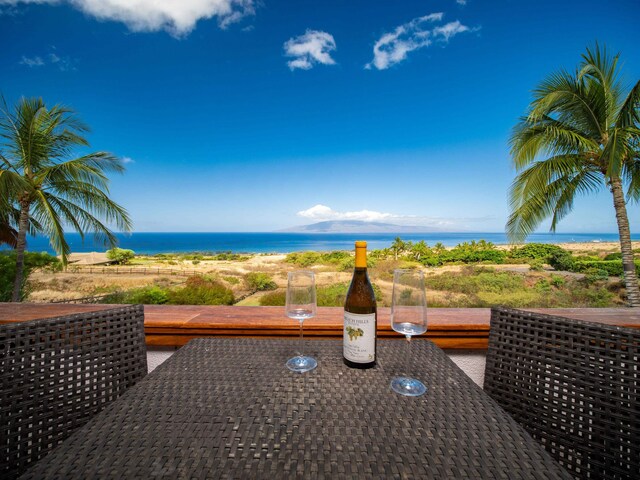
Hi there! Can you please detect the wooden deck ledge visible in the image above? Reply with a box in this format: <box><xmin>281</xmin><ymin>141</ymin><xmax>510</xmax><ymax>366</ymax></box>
<box><xmin>2</xmin><ymin>303</ymin><xmax>640</xmax><ymax>350</ymax></box>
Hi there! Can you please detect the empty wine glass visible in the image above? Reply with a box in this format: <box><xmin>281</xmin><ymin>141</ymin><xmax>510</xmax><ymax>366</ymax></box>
<box><xmin>285</xmin><ymin>270</ymin><xmax>317</xmax><ymax>373</ymax></box>
<box><xmin>390</xmin><ymin>269</ymin><xmax>428</xmax><ymax>396</ymax></box>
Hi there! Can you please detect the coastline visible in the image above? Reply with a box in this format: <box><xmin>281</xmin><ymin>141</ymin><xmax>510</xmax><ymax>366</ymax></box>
<box><xmin>14</xmin><ymin>232</ymin><xmax>640</xmax><ymax>256</ymax></box>
<box><xmin>62</xmin><ymin>240</ymin><xmax>640</xmax><ymax>262</ymax></box>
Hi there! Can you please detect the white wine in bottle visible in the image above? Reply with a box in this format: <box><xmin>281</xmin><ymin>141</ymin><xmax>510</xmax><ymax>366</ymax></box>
<box><xmin>343</xmin><ymin>241</ymin><xmax>377</xmax><ymax>369</ymax></box>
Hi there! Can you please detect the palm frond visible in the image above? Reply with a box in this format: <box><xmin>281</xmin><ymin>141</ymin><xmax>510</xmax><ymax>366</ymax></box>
<box><xmin>40</xmin><ymin>180</ymin><xmax>132</xmax><ymax>232</ymax></box>
<box><xmin>622</xmin><ymin>138</ymin><xmax>640</xmax><ymax>202</ymax></box>
<box><xmin>600</xmin><ymin>128</ymin><xmax>625</xmax><ymax>178</ymax></box>
<box><xmin>507</xmin><ymin>156</ymin><xmax>603</xmax><ymax>242</ymax></box>
<box><xmin>40</xmin><ymin>194</ymin><xmax>120</xmax><ymax>247</ymax></box>
<box><xmin>579</xmin><ymin>44</ymin><xmax>623</xmax><ymax>127</ymax></box>
<box><xmin>528</xmin><ymin>72</ymin><xmax>604</xmax><ymax>139</ymax></box>
<box><xmin>616</xmin><ymin>80</ymin><xmax>640</xmax><ymax>129</ymax></box>
<box><xmin>30</xmin><ymin>190</ymin><xmax>70</xmax><ymax>261</ymax></box>
<box><xmin>35</xmin><ymin>152</ymin><xmax>123</xmax><ymax>191</ymax></box>
<box><xmin>509</xmin><ymin>117</ymin><xmax>597</xmax><ymax>169</ymax></box>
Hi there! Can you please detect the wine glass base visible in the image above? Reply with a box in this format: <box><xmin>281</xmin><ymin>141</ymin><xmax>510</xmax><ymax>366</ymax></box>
<box><xmin>286</xmin><ymin>355</ymin><xmax>317</xmax><ymax>373</ymax></box>
<box><xmin>390</xmin><ymin>376</ymin><xmax>427</xmax><ymax>396</ymax></box>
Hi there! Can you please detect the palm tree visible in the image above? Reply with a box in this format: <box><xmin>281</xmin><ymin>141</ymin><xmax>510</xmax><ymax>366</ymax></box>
<box><xmin>507</xmin><ymin>44</ymin><xmax>640</xmax><ymax>306</ymax></box>
<box><xmin>0</xmin><ymin>97</ymin><xmax>132</xmax><ymax>301</ymax></box>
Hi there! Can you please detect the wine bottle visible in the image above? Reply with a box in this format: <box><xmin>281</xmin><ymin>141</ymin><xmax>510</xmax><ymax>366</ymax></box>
<box><xmin>343</xmin><ymin>241</ymin><xmax>377</xmax><ymax>368</ymax></box>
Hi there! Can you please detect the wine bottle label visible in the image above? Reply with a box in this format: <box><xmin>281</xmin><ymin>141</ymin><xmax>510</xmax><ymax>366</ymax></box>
<box><xmin>343</xmin><ymin>312</ymin><xmax>376</xmax><ymax>363</ymax></box>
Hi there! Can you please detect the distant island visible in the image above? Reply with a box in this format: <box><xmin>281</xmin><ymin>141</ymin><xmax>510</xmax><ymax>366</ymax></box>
<box><xmin>278</xmin><ymin>220</ymin><xmax>442</xmax><ymax>233</ymax></box>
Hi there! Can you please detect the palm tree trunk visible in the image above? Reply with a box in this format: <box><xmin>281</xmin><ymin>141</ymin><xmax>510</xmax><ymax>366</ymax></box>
<box><xmin>610</xmin><ymin>177</ymin><xmax>640</xmax><ymax>307</ymax></box>
<box><xmin>11</xmin><ymin>199</ymin><xmax>30</xmax><ymax>302</ymax></box>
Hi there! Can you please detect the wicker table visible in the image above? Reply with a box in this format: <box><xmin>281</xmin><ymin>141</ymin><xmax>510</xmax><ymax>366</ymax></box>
<box><xmin>21</xmin><ymin>338</ymin><xmax>572</xmax><ymax>479</ymax></box>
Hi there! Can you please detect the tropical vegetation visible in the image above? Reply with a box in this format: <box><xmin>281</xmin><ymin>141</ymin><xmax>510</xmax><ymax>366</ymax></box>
<box><xmin>0</xmin><ymin>251</ymin><xmax>61</xmax><ymax>302</ymax></box>
<box><xmin>507</xmin><ymin>44</ymin><xmax>640</xmax><ymax>306</ymax></box>
<box><xmin>0</xmin><ymin>97</ymin><xmax>131</xmax><ymax>301</ymax></box>
<box><xmin>106</xmin><ymin>247</ymin><xmax>135</xmax><ymax>265</ymax></box>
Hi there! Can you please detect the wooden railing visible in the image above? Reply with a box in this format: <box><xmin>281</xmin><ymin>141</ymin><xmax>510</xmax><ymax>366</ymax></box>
<box><xmin>2</xmin><ymin>303</ymin><xmax>639</xmax><ymax>350</ymax></box>
<box><xmin>66</xmin><ymin>266</ymin><xmax>204</xmax><ymax>276</ymax></box>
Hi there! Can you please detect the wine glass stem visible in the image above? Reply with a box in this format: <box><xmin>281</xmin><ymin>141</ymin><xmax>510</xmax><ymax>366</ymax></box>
<box><xmin>405</xmin><ymin>334</ymin><xmax>411</xmax><ymax>377</ymax></box>
<box><xmin>299</xmin><ymin>319</ymin><xmax>304</xmax><ymax>358</ymax></box>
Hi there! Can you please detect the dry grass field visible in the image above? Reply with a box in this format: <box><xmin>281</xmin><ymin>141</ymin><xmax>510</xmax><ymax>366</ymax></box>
<box><xmin>24</xmin><ymin>241</ymin><xmax>638</xmax><ymax>307</ymax></box>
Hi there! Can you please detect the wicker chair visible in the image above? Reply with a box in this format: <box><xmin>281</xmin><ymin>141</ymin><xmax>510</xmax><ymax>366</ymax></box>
<box><xmin>0</xmin><ymin>304</ymin><xmax>147</xmax><ymax>479</ymax></box>
<box><xmin>484</xmin><ymin>306</ymin><xmax>640</xmax><ymax>480</ymax></box>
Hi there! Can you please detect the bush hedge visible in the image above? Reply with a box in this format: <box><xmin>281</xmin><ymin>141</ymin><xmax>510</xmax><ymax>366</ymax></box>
<box><xmin>572</xmin><ymin>260</ymin><xmax>640</xmax><ymax>277</ymax></box>
<box><xmin>245</xmin><ymin>272</ymin><xmax>277</xmax><ymax>291</ymax></box>
<box><xmin>507</xmin><ymin>243</ymin><xmax>568</xmax><ymax>262</ymax></box>
<box><xmin>168</xmin><ymin>276</ymin><xmax>234</xmax><ymax>305</ymax></box>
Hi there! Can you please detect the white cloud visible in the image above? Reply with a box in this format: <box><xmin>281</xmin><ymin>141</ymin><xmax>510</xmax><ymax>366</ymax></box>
<box><xmin>365</xmin><ymin>12</ymin><xmax>472</xmax><ymax>70</ymax></box>
<box><xmin>433</xmin><ymin>20</ymin><xmax>469</xmax><ymax>41</ymax></box>
<box><xmin>297</xmin><ymin>204</ymin><xmax>492</xmax><ymax>230</ymax></box>
<box><xmin>456</xmin><ymin>0</ymin><xmax>467</xmax><ymax>5</ymax></box>
<box><xmin>0</xmin><ymin>0</ymin><xmax>255</xmax><ymax>36</ymax></box>
<box><xmin>19</xmin><ymin>55</ymin><xmax>45</xmax><ymax>67</ymax></box>
<box><xmin>120</xmin><ymin>156</ymin><xmax>135</xmax><ymax>164</ymax></box>
<box><xmin>18</xmin><ymin>48</ymin><xmax>75</xmax><ymax>70</ymax></box>
<box><xmin>284</xmin><ymin>30</ymin><xmax>337</xmax><ymax>71</ymax></box>
<box><xmin>298</xmin><ymin>204</ymin><xmax>393</xmax><ymax>222</ymax></box>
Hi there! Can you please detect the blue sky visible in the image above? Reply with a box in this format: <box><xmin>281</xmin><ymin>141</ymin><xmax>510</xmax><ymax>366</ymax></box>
<box><xmin>1</xmin><ymin>0</ymin><xmax>639</xmax><ymax>233</ymax></box>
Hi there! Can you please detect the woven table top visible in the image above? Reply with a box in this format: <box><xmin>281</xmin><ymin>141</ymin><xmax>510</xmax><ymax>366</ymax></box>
<box><xmin>21</xmin><ymin>338</ymin><xmax>572</xmax><ymax>479</ymax></box>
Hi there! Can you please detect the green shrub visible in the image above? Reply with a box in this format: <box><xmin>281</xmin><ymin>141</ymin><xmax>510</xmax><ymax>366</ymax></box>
<box><xmin>582</xmin><ymin>268</ymin><xmax>610</xmax><ymax>284</ymax></box>
<box><xmin>574</xmin><ymin>255</ymin><xmax>601</xmax><ymax>262</ymax></box>
<box><xmin>314</xmin><ymin>282</ymin><xmax>382</xmax><ymax>307</ymax></box>
<box><xmin>425</xmin><ymin>267</ymin><xmax>524</xmax><ymax>296</ymax></box>
<box><xmin>573</xmin><ymin>260</ymin><xmax>640</xmax><ymax>277</ymax></box>
<box><xmin>211</xmin><ymin>252</ymin><xmax>250</xmax><ymax>261</ymax></box>
<box><xmin>321</xmin><ymin>251</ymin><xmax>352</xmax><ymax>264</ymax></box>
<box><xmin>419</xmin><ymin>255</ymin><xmax>441</xmax><ymax>267</ymax></box>
<box><xmin>286</xmin><ymin>251</ymin><xmax>321</xmax><ymax>267</ymax></box>
<box><xmin>168</xmin><ymin>276</ymin><xmax>234</xmax><ymax>305</ymax></box>
<box><xmin>245</xmin><ymin>272</ymin><xmax>277</xmax><ymax>291</ymax></box>
<box><xmin>604</xmin><ymin>252</ymin><xmax>622</xmax><ymax>261</ymax></box>
<box><xmin>223</xmin><ymin>276</ymin><xmax>240</xmax><ymax>285</ymax></box>
<box><xmin>317</xmin><ymin>283</ymin><xmax>349</xmax><ymax>306</ymax></box>
<box><xmin>338</xmin><ymin>257</ymin><xmax>355</xmax><ymax>271</ymax></box>
<box><xmin>529</xmin><ymin>258</ymin><xmax>545</xmax><ymax>271</ymax></box>
<box><xmin>550</xmin><ymin>275</ymin><xmax>565</xmax><ymax>288</ymax></box>
<box><xmin>259</xmin><ymin>290</ymin><xmax>286</xmax><ymax>306</ymax></box>
<box><xmin>0</xmin><ymin>251</ymin><xmax>62</xmax><ymax>301</ymax></box>
<box><xmin>508</xmin><ymin>243</ymin><xmax>568</xmax><ymax>262</ymax></box>
<box><xmin>126</xmin><ymin>285</ymin><xmax>169</xmax><ymax>304</ymax></box>
<box><xmin>548</xmin><ymin>250</ymin><xmax>576</xmax><ymax>271</ymax></box>
<box><xmin>477</xmin><ymin>290</ymin><xmax>541</xmax><ymax>308</ymax></box>
<box><xmin>101</xmin><ymin>291</ymin><xmax>128</xmax><ymax>303</ymax></box>
<box><xmin>439</xmin><ymin>241</ymin><xmax>506</xmax><ymax>264</ymax></box>
<box><xmin>286</xmin><ymin>251</ymin><xmax>357</xmax><ymax>268</ymax></box>
<box><xmin>106</xmin><ymin>248</ymin><xmax>135</xmax><ymax>265</ymax></box>
<box><xmin>534</xmin><ymin>279</ymin><xmax>551</xmax><ymax>292</ymax></box>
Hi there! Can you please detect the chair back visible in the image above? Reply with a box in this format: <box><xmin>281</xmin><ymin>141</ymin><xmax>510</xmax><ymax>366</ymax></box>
<box><xmin>0</xmin><ymin>304</ymin><xmax>147</xmax><ymax>479</ymax></box>
<box><xmin>485</xmin><ymin>306</ymin><xmax>640</xmax><ymax>479</ymax></box>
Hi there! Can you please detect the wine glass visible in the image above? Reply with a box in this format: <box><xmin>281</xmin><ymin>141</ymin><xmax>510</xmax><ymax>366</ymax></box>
<box><xmin>390</xmin><ymin>269</ymin><xmax>428</xmax><ymax>396</ymax></box>
<box><xmin>285</xmin><ymin>270</ymin><xmax>317</xmax><ymax>373</ymax></box>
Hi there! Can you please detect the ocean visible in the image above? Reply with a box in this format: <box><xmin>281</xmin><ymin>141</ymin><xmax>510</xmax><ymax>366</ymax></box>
<box><xmin>12</xmin><ymin>232</ymin><xmax>637</xmax><ymax>255</ymax></box>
